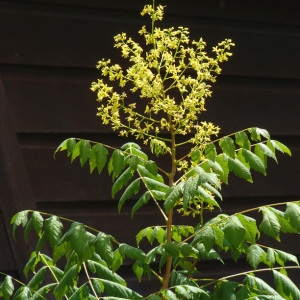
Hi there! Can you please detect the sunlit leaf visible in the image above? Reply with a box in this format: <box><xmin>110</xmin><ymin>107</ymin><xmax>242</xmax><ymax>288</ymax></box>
<box><xmin>259</xmin><ymin>207</ymin><xmax>281</xmax><ymax>241</ymax></box>
<box><xmin>90</xmin><ymin>143</ymin><xmax>109</xmax><ymax>174</ymax></box>
<box><xmin>219</xmin><ymin>136</ymin><xmax>235</xmax><ymax>158</ymax></box>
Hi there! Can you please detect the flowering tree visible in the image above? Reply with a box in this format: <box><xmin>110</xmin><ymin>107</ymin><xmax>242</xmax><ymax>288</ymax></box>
<box><xmin>1</xmin><ymin>2</ymin><xmax>300</xmax><ymax>299</ymax></box>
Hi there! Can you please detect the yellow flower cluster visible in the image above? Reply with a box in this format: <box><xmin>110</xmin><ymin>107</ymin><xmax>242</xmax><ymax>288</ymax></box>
<box><xmin>91</xmin><ymin>3</ymin><xmax>234</xmax><ymax>156</ymax></box>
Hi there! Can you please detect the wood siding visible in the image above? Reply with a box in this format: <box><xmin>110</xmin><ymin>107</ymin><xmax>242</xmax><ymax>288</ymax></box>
<box><xmin>0</xmin><ymin>0</ymin><xmax>300</xmax><ymax>294</ymax></box>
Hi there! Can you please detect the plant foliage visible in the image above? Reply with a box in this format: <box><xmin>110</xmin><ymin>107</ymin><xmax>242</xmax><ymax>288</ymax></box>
<box><xmin>1</xmin><ymin>1</ymin><xmax>299</xmax><ymax>299</ymax></box>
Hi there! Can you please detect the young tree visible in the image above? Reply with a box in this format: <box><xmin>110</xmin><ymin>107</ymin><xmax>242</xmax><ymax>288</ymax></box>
<box><xmin>1</xmin><ymin>1</ymin><xmax>299</xmax><ymax>299</ymax></box>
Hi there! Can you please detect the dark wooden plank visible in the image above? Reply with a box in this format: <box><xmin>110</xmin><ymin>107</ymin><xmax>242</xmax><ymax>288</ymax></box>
<box><xmin>0</xmin><ymin>4</ymin><xmax>299</xmax><ymax>79</ymax></box>
<box><xmin>0</xmin><ymin>215</ymin><xmax>17</xmax><ymax>271</ymax></box>
<box><xmin>4</xmin><ymin>0</ymin><xmax>300</xmax><ymax>26</ymax></box>
<box><xmin>2</xmin><ymin>69</ymin><xmax>300</xmax><ymax>135</ymax></box>
<box><xmin>0</xmin><ymin>76</ymin><xmax>37</xmax><ymax>280</ymax></box>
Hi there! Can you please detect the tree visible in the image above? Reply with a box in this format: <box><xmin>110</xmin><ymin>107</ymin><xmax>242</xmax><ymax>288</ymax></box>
<box><xmin>1</xmin><ymin>1</ymin><xmax>299</xmax><ymax>299</ymax></box>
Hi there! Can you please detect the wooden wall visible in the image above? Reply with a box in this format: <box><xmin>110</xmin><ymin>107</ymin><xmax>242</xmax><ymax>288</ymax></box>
<box><xmin>0</xmin><ymin>0</ymin><xmax>300</xmax><ymax>295</ymax></box>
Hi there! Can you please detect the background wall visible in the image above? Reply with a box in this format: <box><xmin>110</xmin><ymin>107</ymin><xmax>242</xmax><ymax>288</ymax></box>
<box><xmin>0</xmin><ymin>0</ymin><xmax>300</xmax><ymax>294</ymax></box>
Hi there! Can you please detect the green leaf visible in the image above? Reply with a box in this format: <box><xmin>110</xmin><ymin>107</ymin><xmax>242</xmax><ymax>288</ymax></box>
<box><xmin>284</xmin><ymin>202</ymin><xmax>300</xmax><ymax>232</ymax></box>
<box><xmin>201</xmin><ymin>159</ymin><xmax>224</xmax><ymax>177</ymax></box>
<box><xmin>131</xmin><ymin>191</ymin><xmax>150</xmax><ymax>217</ymax></box>
<box><xmin>71</xmin><ymin>140</ymin><xmax>91</xmax><ymax>166</ymax></box>
<box><xmin>273</xmin><ymin>269</ymin><xmax>300</xmax><ymax>300</ymax></box>
<box><xmin>12</xmin><ymin>286</ymin><xmax>32</xmax><ymax>299</ymax></box>
<box><xmin>118</xmin><ymin>178</ymin><xmax>140</xmax><ymax>213</ymax></box>
<box><xmin>265</xmin><ymin>248</ymin><xmax>276</xmax><ymax>268</ymax></box>
<box><xmin>99</xmin><ymin>279</ymin><xmax>143</xmax><ymax>299</ymax></box>
<box><xmin>132</xmin><ymin>260</ymin><xmax>146</xmax><ymax>282</ymax></box>
<box><xmin>191</xmin><ymin>149</ymin><xmax>202</xmax><ymax>163</ymax></box>
<box><xmin>23</xmin><ymin>252</ymin><xmax>41</xmax><ymax>277</ymax></box>
<box><xmin>25</xmin><ymin>211</ymin><xmax>44</xmax><ymax>241</ymax></box>
<box><xmin>44</xmin><ymin>216</ymin><xmax>63</xmax><ymax>249</ymax></box>
<box><xmin>11</xmin><ymin>210</ymin><xmax>29</xmax><ymax>239</ymax></box>
<box><xmin>256</xmin><ymin>128</ymin><xmax>270</xmax><ymax>140</ymax></box>
<box><xmin>0</xmin><ymin>276</ymin><xmax>14</xmax><ymax>300</ymax></box>
<box><xmin>112</xmin><ymin>167</ymin><xmax>134</xmax><ymax>198</ymax></box>
<box><xmin>183</xmin><ymin>176</ymin><xmax>198</xmax><ymax>210</ymax></box>
<box><xmin>119</xmin><ymin>243</ymin><xmax>146</xmax><ymax>261</ymax></box>
<box><xmin>242</xmin><ymin>149</ymin><xmax>266</xmax><ymax>175</ymax></box>
<box><xmin>136</xmin><ymin>227</ymin><xmax>152</xmax><ymax>246</ymax></box>
<box><xmin>224</xmin><ymin>216</ymin><xmax>246</xmax><ymax>250</ymax></box>
<box><xmin>245</xmin><ymin>274</ymin><xmax>281</xmax><ymax>298</ymax></box>
<box><xmin>68</xmin><ymin>222</ymin><xmax>91</xmax><ymax>264</ymax></box>
<box><xmin>31</xmin><ymin>283</ymin><xmax>57</xmax><ymax>300</ymax></box>
<box><xmin>53</xmin><ymin>265</ymin><xmax>79</xmax><ymax>300</ymax></box>
<box><xmin>270</xmin><ymin>140</ymin><xmax>292</xmax><ymax>156</ymax></box>
<box><xmin>219</xmin><ymin>136</ymin><xmax>235</xmax><ymax>158</ymax></box>
<box><xmin>163</xmin><ymin>242</ymin><xmax>180</xmax><ymax>257</ymax></box>
<box><xmin>249</xmin><ymin>127</ymin><xmax>260</xmax><ymax>141</ymax></box>
<box><xmin>259</xmin><ymin>207</ymin><xmax>281</xmax><ymax>241</ymax></box>
<box><xmin>164</xmin><ymin>183</ymin><xmax>184</xmax><ymax>213</ymax></box>
<box><xmin>145</xmin><ymin>160</ymin><xmax>158</xmax><ymax>176</ymax></box>
<box><xmin>108</xmin><ymin>149</ymin><xmax>126</xmax><ymax>181</ymax></box>
<box><xmin>216</xmin><ymin>155</ymin><xmax>229</xmax><ymax>184</ymax></box>
<box><xmin>205</xmin><ymin>143</ymin><xmax>217</xmax><ymax>161</ymax></box>
<box><xmin>53</xmin><ymin>240</ymin><xmax>72</xmax><ymax>264</ymax></box>
<box><xmin>235</xmin><ymin>131</ymin><xmax>250</xmax><ymax>149</ymax></box>
<box><xmin>213</xmin><ymin>225</ymin><xmax>224</xmax><ymax>249</ymax></box>
<box><xmin>193</xmin><ymin>226</ymin><xmax>215</xmax><ymax>252</ymax></box>
<box><xmin>55</xmin><ymin>138</ymin><xmax>76</xmax><ymax>157</ymax></box>
<box><xmin>194</xmin><ymin>166</ymin><xmax>221</xmax><ymax>189</ymax></box>
<box><xmin>257</xmin><ymin>142</ymin><xmax>278</xmax><ymax>163</ymax></box>
<box><xmin>163</xmin><ymin>289</ymin><xmax>177</xmax><ymax>300</ymax></box>
<box><xmin>93</xmin><ymin>232</ymin><xmax>114</xmax><ymax>267</ymax></box>
<box><xmin>212</xmin><ymin>280</ymin><xmax>239</xmax><ymax>300</ymax></box>
<box><xmin>249</xmin><ymin>127</ymin><xmax>270</xmax><ymax>141</ymax></box>
<box><xmin>27</xmin><ymin>267</ymin><xmax>47</xmax><ymax>290</ymax></box>
<box><xmin>87</xmin><ymin>260</ymin><xmax>125</xmax><ymax>284</ymax></box>
<box><xmin>66</xmin><ymin>138</ymin><xmax>77</xmax><ymax>157</ymax></box>
<box><xmin>269</xmin><ymin>207</ymin><xmax>294</xmax><ymax>234</ymax></box>
<box><xmin>68</xmin><ymin>285</ymin><xmax>90</xmax><ymax>300</ymax></box>
<box><xmin>236</xmin><ymin>214</ymin><xmax>259</xmax><ymax>244</ymax></box>
<box><xmin>275</xmin><ymin>249</ymin><xmax>299</xmax><ymax>267</ymax></box>
<box><xmin>90</xmin><ymin>143</ymin><xmax>109</xmax><ymax>174</ymax></box>
<box><xmin>137</xmin><ymin>164</ymin><xmax>164</xmax><ymax>183</ymax></box>
<box><xmin>179</xmin><ymin>243</ymin><xmax>197</xmax><ymax>258</ymax></box>
<box><xmin>143</xmin><ymin>176</ymin><xmax>168</xmax><ymax>192</ymax></box>
<box><xmin>227</xmin><ymin>156</ymin><xmax>253</xmax><ymax>182</ymax></box>
<box><xmin>246</xmin><ymin>244</ymin><xmax>266</xmax><ymax>269</ymax></box>
<box><xmin>202</xmin><ymin>182</ymin><xmax>222</xmax><ymax>201</ymax></box>
<box><xmin>112</xmin><ymin>249</ymin><xmax>123</xmax><ymax>272</ymax></box>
